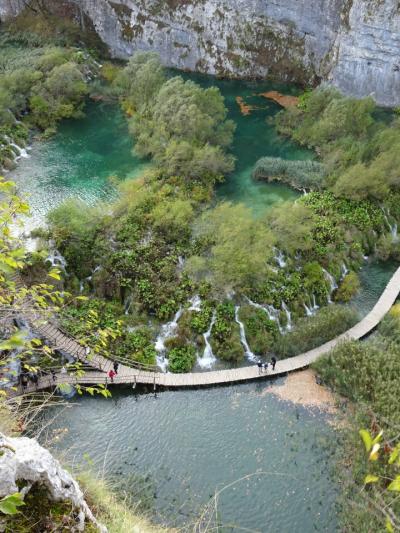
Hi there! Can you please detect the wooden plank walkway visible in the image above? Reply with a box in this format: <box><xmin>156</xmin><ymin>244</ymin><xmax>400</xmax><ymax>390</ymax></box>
<box><xmin>12</xmin><ymin>266</ymin><xmax>400</xmax><ymax>395</ymax></box>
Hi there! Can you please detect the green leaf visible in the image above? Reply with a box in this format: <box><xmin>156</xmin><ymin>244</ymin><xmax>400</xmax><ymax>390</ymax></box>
<box><xmin>369</xmin><ymin>443</ymin><xmax>380</xmax><ymax>461</ymax></box>
<box><xmin>388</xmin><ymin>444</ymin><xmax>400</xmax><ymax>465</ymax></box>
<box><xmin>372</xmin><ymin>430</ymin><xmax>383</xmax><ymax>446</ymax></box>
<box><xmin>364</xmin><ymin>474</ymin><xmax>379</xmax><ymax>484</ymax></box>
<box><xmin>387</xmin><ymin>475</ymin><xmax>400</xmax><ymax>492</ymax></box>
<box><xmin>386</xmin><ymin>518</ymin><xmax>394</xmax><ymax>532</ymax></box>
<box><xmin>0</xmin><ymin>493</ymin><xmax>25</xmax><ymax>515</ymax></box>
<box><xmin>48</xmin><ymin>269</ymin><xmax>61</xmax><ymax>280</ymax></box>
<box><xmin>359</xmin><ymin>429</ymin><xmax>373</xmax><ymax>452</ymax></box>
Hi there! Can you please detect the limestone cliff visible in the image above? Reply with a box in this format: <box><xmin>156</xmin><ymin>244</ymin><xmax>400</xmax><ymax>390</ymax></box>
<box><xmin>1</xmin><ymin>0</ymin><xmax>399</xmax><ymax>106</ymax></box>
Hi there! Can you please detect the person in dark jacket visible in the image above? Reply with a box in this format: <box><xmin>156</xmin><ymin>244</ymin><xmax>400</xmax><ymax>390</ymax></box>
<box><xmin>113</xmin><ymin>361</ymin><xmax>119</xmax><ymax>374</ymax></box>
<box><xmin>271</xmin><ymin>356</ymin><xmax>277</xmax><ymax>371</ymax></box>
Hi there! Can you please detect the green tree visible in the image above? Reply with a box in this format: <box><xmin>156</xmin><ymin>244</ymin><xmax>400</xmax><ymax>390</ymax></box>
<box><xmin>186</xmin><ymin>202</ymin><xmax>275</xmax><ymax>294</ymax></box>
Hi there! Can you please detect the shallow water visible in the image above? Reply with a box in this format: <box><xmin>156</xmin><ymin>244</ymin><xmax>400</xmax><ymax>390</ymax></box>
<box><xmin>44</xmin><ymin>381</ymin><xmax>338</xmax><ymax>532</ymax></box>
<box><xmin>10</xmin><ymin>76</ymin><xmax>306</xmax><ymax>225</ymax></box>
<box><xmin>10</xmin><ymin>102</ymin><xmax>145</xmax><ymax>228</ymax></box>
<box><xmin>351</xmin><ymin>260</ymin><xmax>399</xmax><ymax>317</ymax></box>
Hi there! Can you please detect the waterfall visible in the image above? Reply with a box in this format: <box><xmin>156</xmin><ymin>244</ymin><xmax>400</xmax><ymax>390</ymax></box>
<box><xmin>281</xmin><ymin>301</ymin><xmax>292</xmax><ymax>331</ymax></box>
<box><xmin>341</xmin><ymin>262</ymin><xmax>349</xmax><ymax>279</ymax></box>
<box><xmin>303</xmin><ymin>303</ymin><xmax>313</xmax><ymax>317</ymax></box>
<box><xmin>234</xmin><ymin>306</ymin><xmax>256</xmax><ymax>362</ymax></box>
<box><xmin>382</xmin><ymin>207</ymin><xmax>398</xmax><ymax>241</ymax></box>
<box><xmin>46</xmin><ymin>249</ymin><xmax>67</xmax><ymax>272</ymax></box>
<box><xmin>155</xmin><ymin>307</ymin><xmax>183</xmax><ymax>372</ymax></box>
<box><xmin>9</xmin><ymin>142</ymin><xmax>29</xmax><ymax>161</ymax></box>
<box><xmin>198</xmin><ymin>311</ymin><xmax>217</xmax><ymax>369</ymax></box>
<box><xmin>322</xmin><ymin>268</ymin><xmax>337</xmax><ymax>303</ymax></box>
<box><xmin>391</xmin><ymin>223</ymin><xmax>398</xmax><ymax>242</ymax></box>
<box><xmin>188</xmin><ymin>294</ymin><xmax>202</xmax><ymax>311</ymax></box>
<box><xmin>79</xmin><ymin>280</ymin><xmax>84</xmax><ymax>293</ymax></box>
<box><xmin>273</xmin><ymin>248</ymin><xmax>286</xmax><ymax>268</ymax></box>
<box><xmin>245</xmin><ymin>297</ymin><xmax>283</xmax><ymax>334</ymax></box>
<box><xmin>312</xmin><ymin>294</ymin><xmax>319</xmax><ymax>311</ymax></box>
<box><xmin>124</xmin><ymin>294</ymin><xmax>133</xmax><ymax>315</ymax></box>
<box><xmin>177</xmin><ymin>256</ymin><xmax>185</xmax><ymax>270</ymax></box>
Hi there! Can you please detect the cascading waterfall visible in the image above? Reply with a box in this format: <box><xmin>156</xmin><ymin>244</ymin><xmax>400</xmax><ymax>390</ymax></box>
<box><xmin>273</xmin><ymin>248</ymin><xmax>286</xmax><ymax>268</ymax></box>
<box><xmin>245</xmin><ymin>297</ymin><xmax>283</xmax><ymax>334</ymax></box>
<box><xmin>124</xmin><ymin>294</ymin><xmax>133</xmax><ymax>315</ymax></box>
<box><xmin>46</xmin><ymin>248</ymin><xmax>67</xmax><ymax>272</ymax></box>
<box><xmin>155</xmin><ymin>307</ymin><xmax>183</xmax><ymax>372</ymax></box>
<box><xmin>391</xmin><ymin>223</ymin><xmax>398</xmax><ymax>242</ymax></box>
<box><xmin>381</xmin><ymin>207</ymin><xmax>398</xmax><ymax>242</ymax></box>
<box><xmin>341</xmin><ymin>262</ymin><xmax>349</xmax><ymax>279</ymax></box>
<box><xmin>303</xmin><ymin>303</ymin><xmax>313</xmax><ymax>317</ymax></box>
<box><xmin>188</xmin><ymin>294</ymin><xmax>202</xmax><ymax>312</ymax></box>
<box><xmin>234</xmin><ymin>306</ymin><xmax>256</xmax><ymax>362</ymax></box>
<box><xmin>198</xmin><ymin>311</ymin><xmax>217</xmax><ymax>369</ymax></box>
<box><xmin>9</xmin><ymin>142</ymin><xmax>29</xmax><ymax>161</ymax></box>
<box><xmin>80</xmin><ymin>266</ymin><xmax>102</xmax><ymax>292</ymax></box>
<box><xmin>322</xmin><ymin>268</ymin><xmax>338</xmax><ymax>303</ymax></box>
<box><xmin>281</xmin><ymin>301</ymin><xmax>292</xmax><ymax>331</ymax></box>
<box><xmin>312</xmin><ymin>294</ymin><xmax>319</xmax><ymax>311</ymax></box>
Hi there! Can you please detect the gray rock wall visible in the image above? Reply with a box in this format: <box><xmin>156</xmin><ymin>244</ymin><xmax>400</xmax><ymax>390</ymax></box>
<box><xmin>1</xmin><ymin>0</ymin><xmax>399</xmax><ymax>105</ymax></box>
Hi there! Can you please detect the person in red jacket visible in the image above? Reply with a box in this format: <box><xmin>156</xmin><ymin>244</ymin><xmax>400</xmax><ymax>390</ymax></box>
<box><xmin>108</xmin><ymin>369</ymin><xmax>116</xmax><ymax>383</ymax></box>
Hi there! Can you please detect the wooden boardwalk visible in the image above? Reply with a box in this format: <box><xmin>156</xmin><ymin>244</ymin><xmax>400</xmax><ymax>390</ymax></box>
<box><xmin>13</xmin><ymin>266</ymin><xmax>400</xmax><ymax>395</ymax></box>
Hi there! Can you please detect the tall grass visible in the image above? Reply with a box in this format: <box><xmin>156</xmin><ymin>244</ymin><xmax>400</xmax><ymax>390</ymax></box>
<box><xmin>252</xmin><ymin>156</ymin><xmax>326</xmax><ymax>190</ymax></box>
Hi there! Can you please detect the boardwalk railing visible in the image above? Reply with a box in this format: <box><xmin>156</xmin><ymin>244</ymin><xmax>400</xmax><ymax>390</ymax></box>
<box><xmin>6</xmin><ymin>266</ymin><xmax>400</xmax><ymax>394</ymax></box>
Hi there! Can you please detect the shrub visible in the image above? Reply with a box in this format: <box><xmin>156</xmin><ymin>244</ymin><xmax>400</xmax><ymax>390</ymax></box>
<box><xmin>334</xmin><ymin>272</ymin><xmax>360</xmax><ymax>302</ymax></box>
<box><xmin>238</xmin><ymin>305</ymin><xmax>278</xmax><ymax>354</ymax></box>
<box><xmin>114</xmin><ymin>328</ymin><xmax>156</xmax><ymax>366</ymax></box>
<box><xmin>168</xmin><ymin>345</ymin><xmax>196</xmax><ymax>373</ymax></box>
<box><xmin>273</xmin><ymin>305</ymin><xmax>359</xmax><ymax>358</ymax></box>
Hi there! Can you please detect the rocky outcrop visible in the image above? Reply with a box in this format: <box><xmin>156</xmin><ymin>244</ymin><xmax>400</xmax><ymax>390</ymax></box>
<box><xmin>1</xmin><ymin>0</ymin><xmax>399</xmax><ymax>106</ymax></box>
<box><xmin>0</xmin><ymin>432</ymin><xmax>106</xmax><ymax>532</ymax></box>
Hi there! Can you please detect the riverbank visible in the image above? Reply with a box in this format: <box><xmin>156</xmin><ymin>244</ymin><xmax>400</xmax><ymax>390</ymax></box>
<box><xmin>261</xmin><ymin>368</ymin><xmax>337</xmax><ymax>413</ymax></box>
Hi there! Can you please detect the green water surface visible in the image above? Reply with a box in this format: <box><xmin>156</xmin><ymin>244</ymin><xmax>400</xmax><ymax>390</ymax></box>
<box><xmin>43</xmin><ymin>381</ymin><xmax>338</xmax><ymax>532</ymax></box>
<box><xmin>11</xmin><ymin>77</ymin><xmax>306</xmax><ymax>223</ymax></box>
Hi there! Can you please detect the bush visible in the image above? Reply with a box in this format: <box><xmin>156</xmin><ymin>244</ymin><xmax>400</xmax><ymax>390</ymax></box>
<box><xmin>168</xmin><ymin>345</ymin><xmax>196</xmax><ymax>373</ymax></box>
<box><xmin>334</xmin><ymin>272</ymin><xmax>360</xmax><ymax>302</ymax></box>
<box><xmin>238</xmin><ymin>305</ymin><xmax>278</xmax><ymax>355</ymax></box>
<box><xmin>273</xmin><ymin>305</ymin><xmax>359</xmax><ymax>358</ymax></box>
<box><xmin>210</xmin><ymin>301</ymin><xmax>243</xmax><ymax>361</ymax></box>
<box><xmin>313</xmin><ymin>337</ymin><xmax>400</xmax><ymax>426</ymax></box>
<box><xmin>114</xmin><ymin>328</ymin><xmax>156</xmax><ymax>366</ymax></box>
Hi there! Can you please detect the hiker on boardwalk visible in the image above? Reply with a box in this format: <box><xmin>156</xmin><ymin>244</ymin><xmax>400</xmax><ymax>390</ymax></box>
<box><xmin>271</xmin><ymin>356</ymin><xmax>277</xmax><ymax>371</ymax></box>
<box><xmin>113</xmin><ymin>361</ymin><xmax>119</xmax><ymax>374</ymax></box>
<box><xmin>108</xmin><ymin>369</ymin><xmax>116</xmax><ymax>383</ymax></box>
<box><xmin>263</xmin><ymin>362</ymin><xmax>269</xmax><ymax>372</ymax></box>
<box><xmin>257</xmin><ymin>360</ymin><xmax>263</xmax><ymax>374</ymax></box>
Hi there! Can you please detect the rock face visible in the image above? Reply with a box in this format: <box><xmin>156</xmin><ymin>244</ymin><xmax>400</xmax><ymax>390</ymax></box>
<box><xmin>1</xmin><ymin>0</ymin><xmax>400</xmax><ymax>106</ymax></box>
<box><xmin>0</xmin><ymin>433</ymin><xmax>106</xmax><ymax>532</ymax></box>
